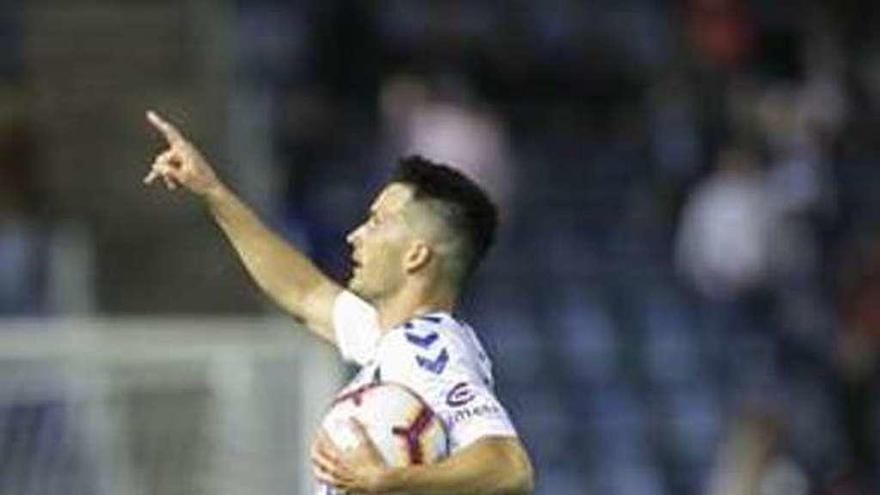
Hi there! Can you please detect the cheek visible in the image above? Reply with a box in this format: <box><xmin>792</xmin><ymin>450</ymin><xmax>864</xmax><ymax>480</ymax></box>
<box><xmin>373</xmin><ymin>247</ymin><xmax>399</xmax><ymax>271</ymax></box>
<box><xmin>374</xmin><ymin>245</ymin><xmax>406</xmax><ymax>276</ymax></box>
<box><xmin>364</xmin><ymin>226</ymin><xmax>408</xmax><ymax>275</ymax></box>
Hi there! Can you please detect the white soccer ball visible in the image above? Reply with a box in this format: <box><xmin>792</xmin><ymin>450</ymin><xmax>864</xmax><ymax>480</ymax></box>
<box><xmin>320</xmin><ymin>382</ymin><xmax>449</xmax><ymax>468</ymax></box>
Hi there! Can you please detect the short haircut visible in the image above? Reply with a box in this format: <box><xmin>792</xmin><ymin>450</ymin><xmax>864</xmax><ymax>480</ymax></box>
<box><xmin>390</xmin><ymin>155</ymin><xmax>499</xmax><ymax>285</ymax></box>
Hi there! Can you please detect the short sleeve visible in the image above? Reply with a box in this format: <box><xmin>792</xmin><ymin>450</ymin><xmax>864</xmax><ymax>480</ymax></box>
<box><xmin>441</xmin><ymin>382</ymin><xmax>518</xmax><ymax>450</ymax></box>
<box><xmin>332</xmin><ymin>290</ymin><xmax>381</xmax><ymax>365</ymax></box>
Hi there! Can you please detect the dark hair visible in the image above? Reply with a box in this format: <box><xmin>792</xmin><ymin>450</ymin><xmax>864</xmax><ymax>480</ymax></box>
<box><xmin>391</xmin><ymin>155</ymin><xmax>499</xmax><ymax>283</ymax></box>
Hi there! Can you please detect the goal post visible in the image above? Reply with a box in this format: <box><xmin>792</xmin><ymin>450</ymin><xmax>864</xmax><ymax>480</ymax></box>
<box><xmin>0</xmin><ymin>317</ymin><xmax>344</xmax><ymax>495</ymax></box>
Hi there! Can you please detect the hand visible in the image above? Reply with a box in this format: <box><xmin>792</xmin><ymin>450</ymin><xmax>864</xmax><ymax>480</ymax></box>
<box><xmin>311</xmin><ymin>420</ymin><xmax>392</xmax><ymax>494</ymax></box>
<box><xmin>144</xmin><ymin>110</ymin><xmax>222</xmax><ymax>197</ymax></box>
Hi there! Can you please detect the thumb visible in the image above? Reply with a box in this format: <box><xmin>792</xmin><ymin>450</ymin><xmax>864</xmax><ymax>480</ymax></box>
<box><xmin>348</xmin><ymin>418</ymin><xmax>387</xmax><ymax>467</ymax></box>
<box><xmin>152</xmin><ymin>162</ymin><xmax>185</xmax><ymax>183</ymax></box>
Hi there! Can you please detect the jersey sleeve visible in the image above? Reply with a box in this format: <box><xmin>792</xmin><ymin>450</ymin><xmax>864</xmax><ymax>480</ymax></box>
<box><xmin>331</xmin><ymin>290</ymin><xmax>381</xmax><ymax>365</ymax></box>
<box><xmin>378</xmin><ymin>326</ymin><xmax>518</xmax><ymax>451</ymax></box>
<box><xmin>438</xmin><ymin>379</ymin><xmax>518</xmax><ymax>450</ymax></box>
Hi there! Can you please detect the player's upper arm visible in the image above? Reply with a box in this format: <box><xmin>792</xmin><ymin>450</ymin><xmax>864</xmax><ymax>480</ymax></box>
<box><xmin>293</xmin><ymin>280</ymin><xmax>344</xmax><ymax>344</ymax></box>
<box><xmin>289</xmin><ymin>284</ymin><xmax>380</xmax><ymax>365</ymax></box>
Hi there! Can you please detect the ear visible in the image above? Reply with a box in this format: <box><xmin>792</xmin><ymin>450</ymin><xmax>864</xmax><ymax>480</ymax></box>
<box><xmin>403</xmin><ymin>240</ymin><xmax>432</xmax><ymax>274</ymax></box>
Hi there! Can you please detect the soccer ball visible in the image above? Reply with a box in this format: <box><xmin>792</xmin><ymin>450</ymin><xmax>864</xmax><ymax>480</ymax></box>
<box><xmin>320</xmin><ymin>382</ymin><xmax>449</xmax><ymax>468</ymax></box>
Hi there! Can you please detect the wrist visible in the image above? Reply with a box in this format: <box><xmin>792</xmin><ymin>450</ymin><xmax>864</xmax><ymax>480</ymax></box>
<box><xmin>202</xmin><ymin>181</ymin><xmax>230</xmax><ymax>203</ymax></box>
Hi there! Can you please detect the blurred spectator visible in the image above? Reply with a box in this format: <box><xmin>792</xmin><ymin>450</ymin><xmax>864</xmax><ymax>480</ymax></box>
<box><xmin>685</xmin><ymin>0</ymin><xmax>755</xmax><ymax>71</ymax></box>
<box><xmin>832</xmin><ymin>234</ymin><xmax>880</xmax><ymax>492</ymax></box>
<box><xmin>759</xmin><ymin>82</ymin><xmax>839</xmax><ymax>219</ymax></box>
<box><xmin>708</xmin><ymin>410</ymin><xmax>809</xmax><ymax>495</ymax></box>
<box><xmin>379</xmin><ymin>73</ymin><xmax>515</xmax><ymax>210</ymax></box>
<box><xmin>674</xmin><ymin>145</ymin><xmax>796</xmax><ymax>454</ymax></box>
<box><xmin>675</xmin><ymin>146</ymin><xmax>774</xmax><ymax>300</ymax></box>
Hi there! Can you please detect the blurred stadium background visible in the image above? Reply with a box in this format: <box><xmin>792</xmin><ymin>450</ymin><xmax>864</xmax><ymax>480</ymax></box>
<box><xmin>1</xmin><ymin>0</ymin><xmax>879</xmax><ymax>494</ymax></box>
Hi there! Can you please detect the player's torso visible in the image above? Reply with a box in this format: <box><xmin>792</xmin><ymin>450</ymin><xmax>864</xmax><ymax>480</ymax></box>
<box><xmin>317</xmin><ymin>313</ymin><xmax>517</xmax><ymax>495</ymax></box>
<box><xmin>335</xmin><ymin>314</ymin><xmax>495</xmax><ymax>439</ymax></box>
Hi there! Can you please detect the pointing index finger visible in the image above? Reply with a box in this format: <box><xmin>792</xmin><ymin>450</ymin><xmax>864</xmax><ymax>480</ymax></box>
<box><xmin>146</xmin><ymin>110</ymin><xmax>185</xmax><ymax>145</ymax></box>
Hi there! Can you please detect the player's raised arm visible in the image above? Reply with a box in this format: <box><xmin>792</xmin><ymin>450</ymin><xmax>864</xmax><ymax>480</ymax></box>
<box><xmin>143</xmin><ymin>110</ymin><xmax>342</xmax><ymax>343</ymax></box>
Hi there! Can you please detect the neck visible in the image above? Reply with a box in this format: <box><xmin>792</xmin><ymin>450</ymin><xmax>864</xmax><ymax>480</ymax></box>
<box><xmin>375</xmin><ymin>284</ymin><xmax>457</xmax><ymax>332</ymax></box>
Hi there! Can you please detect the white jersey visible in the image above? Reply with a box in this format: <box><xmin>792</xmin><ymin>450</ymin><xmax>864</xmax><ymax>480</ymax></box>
<box><xmin>331</xmin><ymin>290</ymin><xmax>518</xmax><ymax>452</ymax></box>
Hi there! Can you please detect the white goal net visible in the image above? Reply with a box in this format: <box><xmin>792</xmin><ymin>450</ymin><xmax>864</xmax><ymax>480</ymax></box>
<box><xmin>0</xmin><ymin>317</ymin><xmax>343</xmax><ymax>495</ymax></box>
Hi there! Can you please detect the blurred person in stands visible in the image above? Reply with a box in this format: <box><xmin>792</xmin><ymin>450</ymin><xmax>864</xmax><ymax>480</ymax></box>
<box><xmin>707</xmin><ymin>410</ymin><xmax>809</xmax><ymax>495</ymax></box>
<box><xmin>675</xmin><ymin>144</ymin><xmax>785</xmax><ymax>416</ymax></box>
<box><xmin>676</xmin><ymin>145</ymin><xmax>774</xmax><ymax>301</ymax></box>
<box><xmin>379</xmin><ymin>74</ymin><xmax>515</xmax><ymax>211</ymax></box>
<box><xmin>832</xmin><ymin>234</ymin><xmax>880</xmax><ymax>494</ymax></box>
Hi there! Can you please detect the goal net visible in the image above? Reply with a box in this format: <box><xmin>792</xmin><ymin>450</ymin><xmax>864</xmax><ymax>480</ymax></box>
<box><xmin>0</xmin><ymin>317</ymin><xmax>342</xmax><ymax>495</ymax></box>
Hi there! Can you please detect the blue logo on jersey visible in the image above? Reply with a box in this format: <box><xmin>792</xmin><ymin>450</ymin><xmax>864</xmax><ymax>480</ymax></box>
<box><xmin>417</xmin><ymin>315</ymin><xmax>443</xmax><ymax>324</ymax></box>
<box><xmin>416</xmin><ymin>348</ymin><xmax>449</xmax><ymax>374</ymax></box>
<box><xmin>446</xmin><ymin>382</ymin><xmax>476</xmax><ymax>407</ymax></box>
<box><xmin>405</xmin><ymin>331</ymin><xmax>439</xmax><ymax>349</ymax></box>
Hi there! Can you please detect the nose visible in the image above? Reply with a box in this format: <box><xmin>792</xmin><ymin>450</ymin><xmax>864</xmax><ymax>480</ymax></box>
<box><xmin>346</xmin><ymin>223</ymin><xmax>364</xmax><ymax>246</ymax></box>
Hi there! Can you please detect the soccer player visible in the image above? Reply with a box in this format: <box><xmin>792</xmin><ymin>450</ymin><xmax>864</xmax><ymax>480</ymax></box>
<box><xmin>143</xmin><ymin>111</ymin><xmax>535</xmax><ymax>494</ymax></box>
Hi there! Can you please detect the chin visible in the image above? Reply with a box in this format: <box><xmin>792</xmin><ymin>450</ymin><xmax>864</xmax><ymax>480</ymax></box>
<box><xmin>346</xmin><ymin>281</ymin><xmax>370</xmax><ymax>301</ymax></box>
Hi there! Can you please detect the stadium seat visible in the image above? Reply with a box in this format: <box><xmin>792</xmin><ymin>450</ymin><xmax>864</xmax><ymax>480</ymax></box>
<box><xmin>554</xmin><ymin>288</ymin><xmax>620</xmax><ymax>388</ymax></box>
<box><xmin>639</xmin><ymin>288</ymin><xmax>702</xmax><ymax>389</ymax></box>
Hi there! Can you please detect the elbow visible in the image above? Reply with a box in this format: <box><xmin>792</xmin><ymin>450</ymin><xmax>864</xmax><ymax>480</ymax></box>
<box><xmin>506</xmin><ymin>464</ymin><xmax>534</xmax><ymax>495</ymax></box>
<box><xmin>513</xmin><ymin>457</ymin><xmax>535</xmax><ymax>494</ymax></box>
<box><xmin>499</xmin><ymin>441</ymin><xmax>535</xmax><ymax>495</ymax></box>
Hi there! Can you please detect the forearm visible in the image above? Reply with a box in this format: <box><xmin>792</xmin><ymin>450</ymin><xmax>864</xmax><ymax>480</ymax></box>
<box><xmin>381</xmin><ymin>437</ymin><xmax>533</xmax><ymax>495</ymax></box>
<box><xmin>204</xmin><ymin>183</ymin><xmax>339</xmax><ymax>335</ymax></box>
<box><xmin>144</xmin><ymin>111</ymin><xmax>340</xmax><ymax>340</ymax></box>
